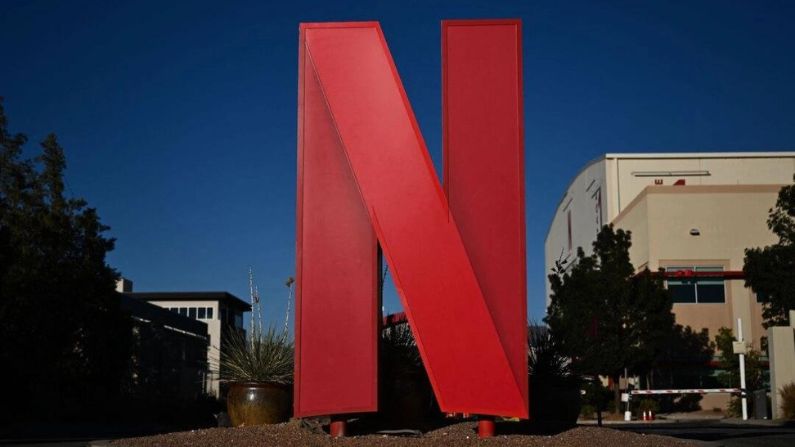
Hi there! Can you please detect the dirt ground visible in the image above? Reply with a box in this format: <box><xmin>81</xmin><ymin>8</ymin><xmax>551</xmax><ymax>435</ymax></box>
<box><xmin>111</xmin><ymin>420</ymin><xmax>699</xmax><ymax>446</ymax></box>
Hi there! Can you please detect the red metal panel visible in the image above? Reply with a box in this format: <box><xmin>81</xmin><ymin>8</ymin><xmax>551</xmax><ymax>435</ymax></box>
<box><xmin>295</xmin><ymin>26</ymin><xmax>378</xmax><ymax>417</ymax></box>
<box><xmin>442</xmin><ymin>20</ymin><xmax>529</xmax><ymax>414</ymax></box>
<box><xmin>301</xmin><ymin>22</ymin><xmax>527</xmax><ymax>417</ymax></box>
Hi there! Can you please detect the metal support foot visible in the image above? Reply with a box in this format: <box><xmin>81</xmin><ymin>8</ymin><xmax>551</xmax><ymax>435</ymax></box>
<box><xmin>329</xmin><ymin>416</ymin><xmax>347</xmax><ymax>437</ymax></box>
<box><xmin>477</xmin><ymin>416</ymin><xmax>495</xmax><ymax>438</ymax></box>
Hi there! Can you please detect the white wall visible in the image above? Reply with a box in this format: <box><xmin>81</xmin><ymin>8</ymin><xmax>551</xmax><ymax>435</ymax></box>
<box><xmin>146</xmin><ymin>300</ymin><xmax>221</xmax><ymax>396</ymax></box>
<box><xmin>544</xmin><ymin>158</ymin><xmax>607</xmax><ymax>305</ymax></box>
<box><xmin>544</xmin><ymin>152</ymin><xmax>795</xmax><ymax>308</ymax></box>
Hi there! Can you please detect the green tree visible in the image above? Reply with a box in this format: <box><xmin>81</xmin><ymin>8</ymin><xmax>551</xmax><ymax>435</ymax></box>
<box><xmin>0</xmin><ymin>98</ymin><xmax>132</xmax><ymax>421</ymax></box>
<box><xmin>714</xmin><ymin>327</ymin><xmax>765</xmax><ymax>417</ymax></box>
<box><xmin>744</xmin><ymin>176</ymin><xmax>795</xmax><ymax>327</ymax></box>
<box><xmin>545</xmin><ymin>224</ymin><xmax>675</xmax><ymax>412</ymax></box>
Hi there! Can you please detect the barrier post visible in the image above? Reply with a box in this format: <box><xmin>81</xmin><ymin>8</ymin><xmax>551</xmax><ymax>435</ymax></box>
<box><xmin>737</xmin><ymin>318</ymin><xmax>748</xmax><ymax>421</ymax></box>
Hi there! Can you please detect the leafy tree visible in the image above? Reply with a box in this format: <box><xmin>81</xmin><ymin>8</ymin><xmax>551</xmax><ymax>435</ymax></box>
<box><xmin>545</xmin><ymin>224</ymin><xmax>675</xmax><ymax>412</ymax></box>
<box><xmin>651</xmin><ymin>324</ymin><xmax>715</xmax><ymax>412</ymax></box>
<box><xmin>743</xmin><ymin>176</ymin><xmax>795</xmax><ymax>327</ymax></box>
<box><xmin>0</xmin><ymin>98</ymin><xmax>131</xmax><ymax>422</ymax></box>
<box><xmin>714</xmin><ymin>327</ymin><xmax>765</xmax><ymax>417</ymax></box>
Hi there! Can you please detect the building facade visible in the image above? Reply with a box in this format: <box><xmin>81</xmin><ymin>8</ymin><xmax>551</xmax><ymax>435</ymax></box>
<box><xmin>117</xmin><ymin>290</ymin><xmax>209</xmax><ymax>401</ymax></box>
<box><xmin>545</xmin><ymin>152</ymin><xmax>794</xmax><ymax>349</ymax></box>
<box><xmin>121</xmin><ymin>287</ymin><xmax>250</xmax><ymax>397</ymax></box>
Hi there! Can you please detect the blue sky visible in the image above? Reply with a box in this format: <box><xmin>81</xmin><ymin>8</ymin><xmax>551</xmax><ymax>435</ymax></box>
<box><xmin>2</xmin><ymin>0</ymin><xmax>794</xmax><ymax>332</ymax></box>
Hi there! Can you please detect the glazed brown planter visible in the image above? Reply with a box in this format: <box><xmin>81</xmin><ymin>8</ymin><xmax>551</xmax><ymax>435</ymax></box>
<box><xmin>227</xmin><ymin>382</ymin><xmax>292</xmax><ymax>426</ymax></box>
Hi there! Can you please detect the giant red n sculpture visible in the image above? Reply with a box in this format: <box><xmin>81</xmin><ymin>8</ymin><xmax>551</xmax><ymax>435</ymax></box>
<box><xmin>295</xmin><ymin>20</ymin><xmax>528</xmax><ymax>422</ymax></box>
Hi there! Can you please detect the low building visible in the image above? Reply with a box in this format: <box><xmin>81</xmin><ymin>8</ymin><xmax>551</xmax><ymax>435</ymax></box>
<box><xmin>118</xmin><ymin>291</ymin><xmax>209</xmax><ymax>401</ymax></box>
<box><xmin>122</xmin><ymin>289</ymin><xmax>251</xmax><ymax>397</ymax></box>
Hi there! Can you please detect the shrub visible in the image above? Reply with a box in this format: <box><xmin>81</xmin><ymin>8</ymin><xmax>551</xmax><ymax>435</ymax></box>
<box><xmin>528</xmin><ymin>326</ymin><xmax>581</xmax><ymax>425</ymax></box>
<box><xmin>377</xmin><ymin>323</ymin><xmax>438</xmax><ymax>429</ymax></box>
<box><xmin>781</xmin><ymin>382</ymin><xmax>795</xmax><ymax>420</ymax></box>
<box><xmin>637</xmin><ymin>398</ymin><xmax>660</xmax><ymax>415</ymax></box>
<box><xmin>580</xmin><ymin>404</ymin><xmax>596</xmax><ymax>419</ymax></box>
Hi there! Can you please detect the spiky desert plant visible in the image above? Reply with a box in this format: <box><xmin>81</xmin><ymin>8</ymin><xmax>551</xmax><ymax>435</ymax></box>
<box><xmin>381</xmin><ymin>323</ymin><xmax>422</xmax><ymax>376</ymax></box>
<box><xmin>529</xmin><ymin>324</ymin><xmax>578</xmax><ymax>386</ymax></box>
<box><xmin>219</xmin><ymin>327</ymin><xmax>294</xmax><ymax>384</ymax></box>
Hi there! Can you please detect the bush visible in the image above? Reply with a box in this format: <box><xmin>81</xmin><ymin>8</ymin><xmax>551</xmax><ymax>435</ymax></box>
<box><xmin>636</xmin><ymin>398</ymin><xmax>660</xmax><ymax>416</ymax></box>
<box><xmin>781</xmin><ymin>382</ymin><xmax>795</xmax><ymax>420</ymax></box>
<box><xmin>528</xmin><ymin>326</ymin><xmax>581</xmax><ymax>425</ymax></box>
<box><xmin>581</xmin><ymin>379</ymin><xmax>612</xmax><ymax>414</ymax></box>
<box><xmin>377</xmin><ymin>323</ymin><xmax>438</xmax><ymax>429</ymax></box>
<box><xmin>580</xmin><ymin>404</ymin><xmax>596</xmax><ymax>420</ymax></box>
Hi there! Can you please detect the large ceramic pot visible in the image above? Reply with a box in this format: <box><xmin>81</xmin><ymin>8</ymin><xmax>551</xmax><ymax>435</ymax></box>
<box><xmin>227</xmin><ymin>382</ymin><xmax>292</xmax><ymax>426</ymax></box>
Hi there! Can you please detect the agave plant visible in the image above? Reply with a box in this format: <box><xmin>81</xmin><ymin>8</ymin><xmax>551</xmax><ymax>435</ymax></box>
<box><xmin>381</xmin><ymin>323</ymin><xmax>422</xmax><ymax>376</ymax></box>
<box><xmin>219</xmin><ymin>327</ymin><xmax>294</xmax><ymax>384</ymax></box>
<box><xmin>528</xmin><ymin>323</ymin><xmax>577</xmax><ymax>386</ymax></box>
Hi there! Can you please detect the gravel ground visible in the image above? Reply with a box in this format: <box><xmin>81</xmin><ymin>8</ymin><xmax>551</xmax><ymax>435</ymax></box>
<box><xmin>111</xmin><ymin>420</ymin><xmax>700</xmax><ymax>446</ymax></box>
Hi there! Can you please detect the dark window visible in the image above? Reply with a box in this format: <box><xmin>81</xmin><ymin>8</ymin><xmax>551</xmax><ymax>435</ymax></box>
<box><xmin>207</xmin><ymin>307</ymin><xmax>214</xmax><ymax>319</ymax></box>
<box><xmin>198</xmin><ymin>307</ymin><xmax>206</xmax><ymax>319</ymax></box>
<box><xmin>668</xmin><ymin>279</ymin><xmax>696</xmax><ymax>303</ymax></box>
<box><xmin>189</xmin><ymin>307</ymin><xmax>197</xmax><ymax>319</ymax></box>
<box><xmin>665</xmin><ymin>266</ymin><xmax>726</xmax><ymax>303</ymax></box>
<box><xmin>170</xmin><ymin>307</ymin><xmax>178</xmax><ymax>313</ymax></box>
<box><xmin>179</xmin><ymin>307</ymin><xmax>187</xmax><ymax>316</ymax></box>
<box><xmin>235</xmin><ymin>313</ymin><xmax>243</xmax><ymax>329</ymax></box>
<box><xmin>220</xmin><ymin>308</ymin><xmax>227</xmax><ymax>325</ymax></box>
<box><xmin>567</xmin><ymin>210</ymin><xmax>573</xmax><ymax>252</ymax></box>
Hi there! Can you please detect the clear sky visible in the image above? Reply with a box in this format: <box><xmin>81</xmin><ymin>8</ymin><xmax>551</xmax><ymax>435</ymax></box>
<box><xmin>2</xmin><ymin>0</ymin><xmax>794</xmax><ymax>332</ymax></box>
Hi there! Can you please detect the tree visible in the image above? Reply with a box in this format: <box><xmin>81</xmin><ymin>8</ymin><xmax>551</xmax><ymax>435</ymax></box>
<box><xmin>0</xmin><ymin>98</ymin><xmax>132</xmax><ymax>422</ymax></box>
<box><xmin>545</xmin><ymin>224</ymin><xmax>675</xmax><ymax>412</ymax></box>
<box><xmin>744</xmin><ymin>176</ymin><xmax>795</xmax><ymax>327</ymax></box>
<box><xmin>651</xmin><ymin>324</ymin><xmax>715</xmax><ymax>412</ymax></box>
<box><xmin>714</xmin><ymin>327</ymin><xmax>765</xmax><ymax>417</ymax></box>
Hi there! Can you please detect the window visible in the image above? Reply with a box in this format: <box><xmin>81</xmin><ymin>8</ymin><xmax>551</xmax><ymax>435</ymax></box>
<box><xmin>567</xmin><ymin>210</ymin><xmax>573</xmax><ymax>252</ymax></box>
<box><xmin>207</xmin><ymin>307</ymin><xmax>214</xmax><ymax>319</ymax></box>
<box><xmin>179</xmin><ymin>307</ymin><xmax>188</xmax><ymax>316</ymax></box>
<box><xmin>235</xmin><ymin>313</ymin><xmax>243</xmax><ymax>329</ymax></box>
<box><xmin>198</xmin><ymin>307</ymin><xmax>206</xmax><ymax>319</ymax></box>
<box><xmin>592</xmin><ymin>187</ymin><xmax>603</xmax><ymax>233</ymax></box>
<box><xmin>170</xmin><ymin>307</ymin><xmax>178</xmax><ymax>313</ymax></box>
<box><xmin>666</xmin><ymin>266</ymin><xmax>726</xmax><ymax>303</ymax></box>
<box><xmin>220</xmin><ymin>308</ymin><xmax>227</xmax><ymax>325</ymax></box>
<box><xmin>189</xmin><ymin>307</ymin><xmax>197</xmax><ymax>319</ymax></box>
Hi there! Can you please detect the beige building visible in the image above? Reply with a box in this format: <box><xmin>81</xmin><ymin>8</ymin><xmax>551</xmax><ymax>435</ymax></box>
<box><xmin>546</xmin><ymin>153</ymin><xmax>794</xmax><ymax>386</ymax></box>
<box><xmin>612</xmin><ymin>184</ymin><xmax>779</xmax><ymax>350</ymax></box>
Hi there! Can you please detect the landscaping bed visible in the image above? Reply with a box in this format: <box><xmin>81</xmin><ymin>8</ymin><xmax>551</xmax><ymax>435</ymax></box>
<box><xmin>112</xmin><ymin>420</ymin><xmax>698</xmax><ymax>446</ymax></box>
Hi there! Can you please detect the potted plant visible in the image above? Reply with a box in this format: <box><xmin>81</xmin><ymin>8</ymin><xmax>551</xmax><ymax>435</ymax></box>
<box><xmin>220</xmin><ymin>327</ymin><xmax>294</xmax><ymax>426</ymax></box>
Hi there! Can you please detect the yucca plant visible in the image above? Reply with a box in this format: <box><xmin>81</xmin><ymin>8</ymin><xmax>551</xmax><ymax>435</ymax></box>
<box><xmin>528</xmin><ymin>323</ymin><xmax>581</xmax><ymax>425</ymax></box>
<box><xmin>381</xmin><ymin>323</ymin><xmax>422</xmax><ymax>376</ymax></box>
<box><xmin>219</xmin><ymin>327</ymin><xmax>294</xmax><ymax>384</ymax></box>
